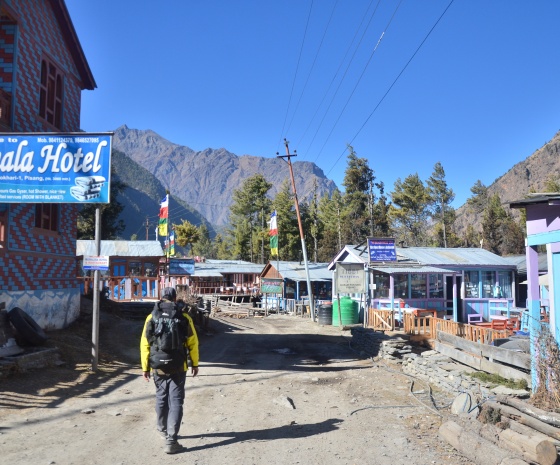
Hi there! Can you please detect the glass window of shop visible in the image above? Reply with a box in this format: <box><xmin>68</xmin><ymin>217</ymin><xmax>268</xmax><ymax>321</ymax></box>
<box><xmin>394</xmin><ymin>274</ymin><xmax>408</xmax><ymax>299</ymax></box>
<box><xmin>144</xmin><ymin>262</ymin><xmax>157</xmax><ymax>277</ymax></box>
<box><xmin>429</xmin><ymin>274</ymin><xmax>444</xmax><ymax>298</ymax></box>
<box><xmin>497</xmin><ymin>271</ymin><xmax>512</xmax><ymax>298</ymax></box>
<box><xmin>464</xmin><ymin>270</ymin><xmax>480</xmax><ymax>298</ymax></box>
<box><xmin>481</xmin><ymin>270</ymin><xmax>495</xmax><ymax>298</ymax></box>
<box><xmin>481</xmin><ymin>271</ymin><xmax>496</xmax><ymax>299</ymax></box>
<box><xmin>373</xmin><ymin>272</ymin><xmax>390</xmax><ymax>298</ymax></box>
<box><xmin>129</xmin><ymin>261</ymin><xmax>142</xmax><ymax>276</ymax></box>
<box><xmin>410</xmin><ymin>274</ymin><xmax>426</xmax><ymax>298</ymax></box>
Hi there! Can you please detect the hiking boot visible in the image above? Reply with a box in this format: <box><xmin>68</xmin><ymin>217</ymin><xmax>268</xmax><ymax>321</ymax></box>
<box><xmin>157</xmin><ymin>429</ymin><xmax>167</xmax><ymax>440</ymax></box>
<box><xmin>164</xmin><ymin>441</ymin><xmax>183</xmax><ymax>454</ymax></box>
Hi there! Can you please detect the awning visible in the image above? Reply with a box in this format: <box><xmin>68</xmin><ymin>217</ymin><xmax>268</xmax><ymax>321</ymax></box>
<box><xmin>520</xmin><ymin>274</ymin><xmax>549</xmax><ymax>286</ymax></box>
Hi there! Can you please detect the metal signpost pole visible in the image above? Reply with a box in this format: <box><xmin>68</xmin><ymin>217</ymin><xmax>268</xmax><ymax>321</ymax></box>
<box><xmin>91</xmin><ymin>206</ymin><xmax>101</xmax><ymax>371</ymax></box>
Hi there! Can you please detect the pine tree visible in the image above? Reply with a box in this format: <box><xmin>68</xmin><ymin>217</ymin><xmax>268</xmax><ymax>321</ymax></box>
<box><xmin>318</xmin><ymin>188</ymin><xmax>343</xmax><ymax>260</ymax></box>
<box><xmin>341</xmin><ymin>146</ymin><xmax>375</xmax><ymax>245</ymax></box>
<box><xmin>228</xmin><ymin>174</ymin><xmax>272</xmax><ymax>262</ymax></box>
<box><xmin>427</xmin><ymin>162</ymin><xmax>455</xmax><ymax>248</ymax></box>
<box><xmin>389</xmin><ymin>173</ymin><xmax>431</xmax><ymax>246</ymax></box>
<box><xmin>466</xmin><ymin>180</ymin><xmax>489</xmax><ymax>215</ymax></box>
<box><xmin>271</xmin><ymin>180</ymin><xmax>300</xmax><ymax>261</ymax></box>
<box><xmin>192</xmin><ymin>224</ymin><xmax>213</xmax><ymax>258</ymax></box>
<box><xmin>174</xmin><ymin>219</ymin><xmax>200</xmax><ymax>256</ymax></box>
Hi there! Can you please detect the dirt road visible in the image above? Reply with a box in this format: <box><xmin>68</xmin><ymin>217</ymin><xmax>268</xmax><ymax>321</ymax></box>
<box><xmin>0</xmin><ymin>307</ymin><xmax>472</xmax><ymax>465</ymax></box>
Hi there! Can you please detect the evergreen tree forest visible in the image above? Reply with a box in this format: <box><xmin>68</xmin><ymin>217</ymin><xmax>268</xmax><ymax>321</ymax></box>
<box><xmin>91</xmin><ymin>147</ymin><xmax>531</xmax><ymax>261</ymax></box>
<box><xmin>171</xmin><ymin>147</ymin><xmax>527</xmax><ymax>263</ymax></box>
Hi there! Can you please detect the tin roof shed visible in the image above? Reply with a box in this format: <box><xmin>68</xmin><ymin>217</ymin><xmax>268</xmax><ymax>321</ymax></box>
<box><xmin>76</xmin><ymin>240</ymin><xmax>164</xmax><ymax>257</ymax></box>
<box><xmin>261</xmin><ymin>261</ymin><xmax>332</xmax><ymax>282</ymax></box>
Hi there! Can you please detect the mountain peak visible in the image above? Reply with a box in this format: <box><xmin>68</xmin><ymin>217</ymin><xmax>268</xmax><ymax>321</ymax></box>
<box><xmin>112</xmin><ymin>126</ymin><xmax>337</xmax><ymax>226</ymax></box>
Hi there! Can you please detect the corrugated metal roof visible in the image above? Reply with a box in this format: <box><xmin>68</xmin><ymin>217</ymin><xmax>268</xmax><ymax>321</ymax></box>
<box><xmin>331</xmin><ymin>244</ymin><xmax>516</xmax><ymax>270</ymax></box>
<box><xmin>267</xmin><ymin>261</ymin><xmax>332</xmax><ymax>281</ymax></box>
<box><xmin>191</xmin><ymin>269</ymin><xmax>223</xmax><ymax>278</ymax></box>
<box><xmin>195</xmin><ymin>261</ymin><xmax>264</xmax><ymax>275</ymax></box>
<box><xmin>76</xmin><ymin>240</ymin><xmax>164</xmax><ymax>257</ymax></box>
<box><xmin>395</xmin><ymin>247</ymin><xmax>515</xmax><ymax>267</ymax></box>
<box><xmin>510</xmin><ymin>193</ymin><xmax>560</xmax><ymax>209</ymax></box>
<box><xmin>503</xmin><ymin>254</ymin><xmax>548</xmax><ymax>273</ymax></box>
<box><xmin>370</xmin><ymin>265</ymin><xmax>457</xmax><ymax>274</ymax></box>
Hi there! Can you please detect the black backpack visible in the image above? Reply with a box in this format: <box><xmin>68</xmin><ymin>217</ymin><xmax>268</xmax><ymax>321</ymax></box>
<box><xmin>146</xmin><ymin>301</ymin><xmax>190</xmax><ymax>372</ymax></box>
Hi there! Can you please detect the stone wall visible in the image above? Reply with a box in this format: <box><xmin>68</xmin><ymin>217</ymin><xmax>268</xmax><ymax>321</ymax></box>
<box><xmin>351</xmin><ymin>326</ymin><xmax>529</xmax><ymax>399</ymax></box>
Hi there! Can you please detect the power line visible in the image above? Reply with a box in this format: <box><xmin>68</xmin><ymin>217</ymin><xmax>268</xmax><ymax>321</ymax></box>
<box><xmin>325</xmin><ymin>0</ymin><xmax>456</xmax><ymax>178</ymax></box>
<box><xmin>284</xmin><ymin>0</ymin><xmax>339</xmax><ymax>138</ymax></box>
<box><xmin>313</xmin><ymin>0</ymin><xmax>403</xmax><ymax>163</ymax></box>
<box><xmin>298</xmin><ymin>0</ymin><xmax>381</xmax><ymax>154</ymax></box>
<box><xmin>277</xmin><ymin>0</ymin><xmax>314</xmax><ymax>152</ymax></box>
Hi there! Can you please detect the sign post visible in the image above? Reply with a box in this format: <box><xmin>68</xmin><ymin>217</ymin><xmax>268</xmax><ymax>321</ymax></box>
<box><xmin>334</xmin><ymin>263</ymin><xmax>366</xmax><ymax>327</ymax></box>
<box><xmin>0</xmin><ymin>132</ymin><xmax>113</xmax><ymax>371</ymax></box>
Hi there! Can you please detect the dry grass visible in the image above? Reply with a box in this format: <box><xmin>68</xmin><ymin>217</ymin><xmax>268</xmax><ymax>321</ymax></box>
<box><xmin>531</xmin><ymin>323</ymin><xmax>560</xmax><ymax>411</ymax></box>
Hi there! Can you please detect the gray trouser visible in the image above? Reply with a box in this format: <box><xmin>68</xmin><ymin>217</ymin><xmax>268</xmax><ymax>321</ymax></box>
<box><xmin>153</xmin><ymin>370</ymin><xmax>186</xmax><ymax>443</ymax></box>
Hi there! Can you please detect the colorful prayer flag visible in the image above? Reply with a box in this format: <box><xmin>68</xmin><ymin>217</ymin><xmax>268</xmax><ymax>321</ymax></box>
<box><xmin>158</xmin><ymin>194</ymin><xmax>169</xmax><ymax>236</ymax></box>
<box><xmin>169</xmin><ymin>231</ymin><xmax>175</xmax><ymax>257</ymax></box>
<box><xmin>159</xmin><ymin>194</ymin><xmax>169</xmax><ymax>218</ymax></box>
<box><xmin>269</xmin><ymin>210</ymin><xmax>278</xmax><ymax>256</ymax></box>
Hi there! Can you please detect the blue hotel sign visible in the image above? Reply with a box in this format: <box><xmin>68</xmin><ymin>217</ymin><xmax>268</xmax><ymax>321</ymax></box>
<box><xmin>367</xmin><ymin>237</ymin><xmax>397</xmax><ymax>262</ymax></box>
<box><xmin>0</xmin><ymin>133</ymin><xmax>112</xmax><ymax>204</ymax></box>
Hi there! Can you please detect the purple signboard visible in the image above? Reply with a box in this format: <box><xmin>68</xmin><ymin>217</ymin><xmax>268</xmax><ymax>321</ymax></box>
<box><xmin>367</xmin><ymin>237</ymin><xmax>397</xmax><ymax>262</ymax></box>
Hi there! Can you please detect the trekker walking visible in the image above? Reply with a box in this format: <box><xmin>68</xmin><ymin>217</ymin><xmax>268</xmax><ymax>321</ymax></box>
<box><xmin>140</xmin><ymin>287</ymin><xmax>199</xmax><ymax>454</ymax></box>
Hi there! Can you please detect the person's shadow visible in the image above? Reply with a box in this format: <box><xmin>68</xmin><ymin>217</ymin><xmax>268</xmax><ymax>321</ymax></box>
<box><xmin>181</xmin><ymin>418</ymin><xmax>343</xmax><ymax>452</ymax></box>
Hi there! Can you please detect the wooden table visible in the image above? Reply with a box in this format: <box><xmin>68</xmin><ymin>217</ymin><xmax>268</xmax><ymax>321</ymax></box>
<box><xmin>411</xmin><ymin>308</ymin><xmax>438</xmax><ymax>318</ymax></box>
<box><xmin>489</xmin><ymin>315</ymin><xmax>508</xmax><ymax>321</ymax></box>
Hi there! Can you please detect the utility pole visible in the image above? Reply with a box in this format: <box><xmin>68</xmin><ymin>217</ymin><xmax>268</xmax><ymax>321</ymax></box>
<box><xmin>145</xmin><ymin>216</ymin><xmax>150</xmax><ymax>240</ymax></box>
<box><xmin>441</xmin><ymin>196</ymin><xmax>447</xmax><ymax>248</ymax></box>
<box><xmin>261</xmin><ymin>207</ymin><xmax>265</xmax><ymax>264</ymax></box>
<box><xmin>277</xmin><ymin>139</ymin><xmax>315</xmax><ymax>322</ymax></box>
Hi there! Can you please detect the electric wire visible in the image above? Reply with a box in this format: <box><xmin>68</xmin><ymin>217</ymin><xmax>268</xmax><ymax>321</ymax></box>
<box><xmin>325</xmin><ymin>0</ymin><xmax>456</xmax><ymax>178</ymax></box>
<box><xmin>277</xmin><ymin>0</ymin><xmax>314</xmax><ymax>152</ymax></box>
<box><xmin>284</xmin><ymin>0</ymin><xmax>339</xmax><ymax>138</ymax></box>
<box><xmin>299</xmin><ymin>0</ymin><xmax>383</xmax><ymax>157</ymax></box>
<box><xmin>313</xmin><ymin>0</ymin><xmax>403</xmax><ymax>164</ymax></box>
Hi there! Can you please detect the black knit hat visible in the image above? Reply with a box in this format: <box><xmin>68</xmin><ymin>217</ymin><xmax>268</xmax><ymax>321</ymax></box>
<box><xmin>161</xmin><ymin>287</ymin><xmax>177</xmax><ymax>301</ymax></box>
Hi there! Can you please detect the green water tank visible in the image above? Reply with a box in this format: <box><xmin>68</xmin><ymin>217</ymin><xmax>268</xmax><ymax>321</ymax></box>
<box><xmin>332</xmin><ymin>297</ymin><xmax>359</xmax><ymax>326</ymax></box>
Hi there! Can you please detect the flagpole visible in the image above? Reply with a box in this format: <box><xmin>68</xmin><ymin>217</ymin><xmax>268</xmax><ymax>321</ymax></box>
<box><xmin>166</xmin><ymin>190</ymin><xmax>170</xmax><ymax>286</ymax></box>
<box><xmin>277</xmin><ymin>140</ymin><xmax>315</xmax><ymax>322</ymax></box>
<box><xmin>269</xmin><ymin>210</ymin><xmax>282</xmax><ymax>315</ymax></box>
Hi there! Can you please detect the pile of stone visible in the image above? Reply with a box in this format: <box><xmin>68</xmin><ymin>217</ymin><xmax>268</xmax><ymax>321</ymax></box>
<box><xmin>350</xmin><ymin>327</ymin><xmax>412</xmax><ymax>360</ymax></box>
<box><xmin>402</xmin><ymin>349</ymin><xmax>529</xmax><ymax>399</ymax></box>
<box><xmin>351</xmin><ymin>327</ymin><xmax>529</xmax><ymax>399</ymax></box>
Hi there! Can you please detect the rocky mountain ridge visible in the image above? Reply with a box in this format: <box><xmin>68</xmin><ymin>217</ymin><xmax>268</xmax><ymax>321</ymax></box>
<box><xmin>111</xmin><ymin>124</ymin><xmax>560</xmax><ymax>240</ymax></box>
<box><xmin>112</xmin><ymin>125</ymin><xmax>337</xmax><ymax>226</ymax></box>
<box><xmin>454</xmin><ymin>130</ymin><xmax>560</xmax><ymax>235</ymax></box>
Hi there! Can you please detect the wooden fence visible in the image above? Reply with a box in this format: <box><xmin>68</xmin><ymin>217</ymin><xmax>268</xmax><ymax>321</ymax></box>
<box><xmin>404</xmin><ymin>314</ymin><xmax>510</xmax><ymax>343</ymax></box>
<box><xmin>367</xmin><ymin>309</ymin><xmax>509</xmax><ymax>344</ymax></box>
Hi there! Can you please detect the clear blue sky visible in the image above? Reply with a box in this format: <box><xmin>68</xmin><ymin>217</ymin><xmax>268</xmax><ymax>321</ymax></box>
<box><xmin>66</xmin><ymin>0</ymin><xmax>560</xmax><ymax>208</ymax></box>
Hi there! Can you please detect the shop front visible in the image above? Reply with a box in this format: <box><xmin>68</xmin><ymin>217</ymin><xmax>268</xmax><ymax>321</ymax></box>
<box><xmin>332</xmin><ymin>243</ymin><xmax>518</xmax><ymax>323</ymax></box>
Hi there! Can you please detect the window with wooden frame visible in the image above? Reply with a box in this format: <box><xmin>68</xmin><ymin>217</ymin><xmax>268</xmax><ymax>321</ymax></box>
<box><xmin>35</xmin><ymin>204</ymin><xmax>59</xmax><ymax>231</ymax></box>
<box><xmin>0</xmin><ymin>208</ymin><xmax>7</xmax><ymax>249</ymax></box>
<box><xmin>39</xmin><ymin>58</ymin><xmax>63</xmax><ymax>128</ymax></box>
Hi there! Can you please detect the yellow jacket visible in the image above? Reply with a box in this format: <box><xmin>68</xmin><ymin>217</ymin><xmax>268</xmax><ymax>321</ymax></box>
<box><xmin>140</xmin><ymin>307</ymin><xmax>199</xmax><ymax>372</ymax></box>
